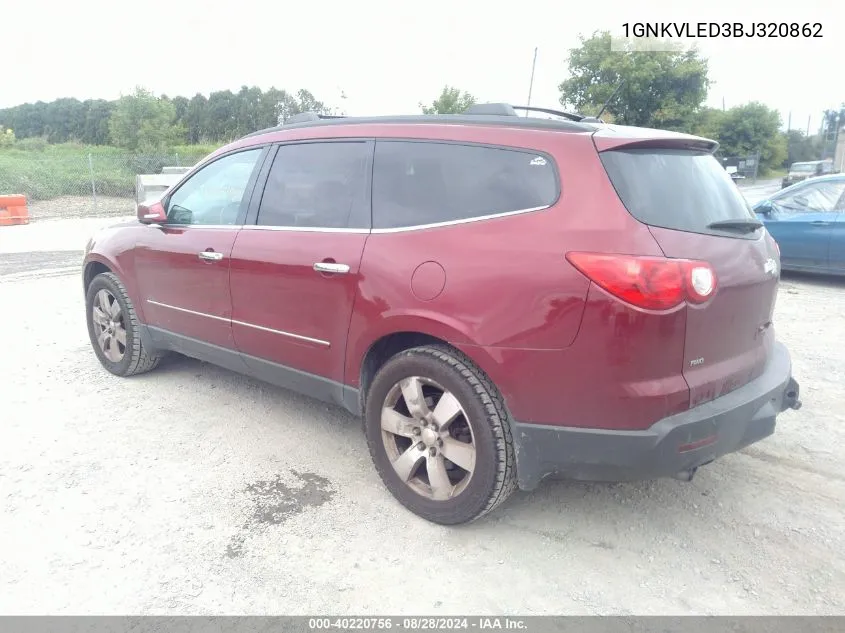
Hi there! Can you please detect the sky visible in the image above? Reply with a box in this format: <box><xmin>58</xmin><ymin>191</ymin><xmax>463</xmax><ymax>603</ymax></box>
<box><xmin>2</xmin><ymin>0</ymin><xmax>839</xmax><ymax>133</ymax></box>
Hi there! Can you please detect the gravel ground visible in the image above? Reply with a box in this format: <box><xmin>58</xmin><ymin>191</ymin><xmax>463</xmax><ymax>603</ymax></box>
<box><xmin>27</xmin><ymin>196</ymin><xmax>136</xmax><ymax>222</ymax></box>
<box><xmin>1</xmin><ymin>196</ymin><xmax>843</xmax><ymax>616</ymax></box>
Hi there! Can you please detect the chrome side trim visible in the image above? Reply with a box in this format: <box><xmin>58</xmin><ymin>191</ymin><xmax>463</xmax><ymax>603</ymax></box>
<box><xmin>147</xmin><ymin>299</ymin><xmax>229</xmax><ymax>322</ymax></box>
<box><xmin>158</xmin><ymin>224</ymin><xmax>242</xmax><ymax>230</ymax></box>
<box><xmin>145</xmin><ymin>300</ymin><xmax>330</xmax><ymax>347</ymax></box>
<box><xmin>231</xmin><ymin>319</ymin><xmax>331</xmax><ymax>347</ymax></box>
<box><xmin>239</xmin><ymin>225</ymin><xmax>369</xmax><ymax>234</ymax></box>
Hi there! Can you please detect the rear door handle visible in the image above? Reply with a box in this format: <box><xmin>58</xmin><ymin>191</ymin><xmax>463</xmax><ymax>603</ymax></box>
<box><xmin>198</xmin><ymin>251</ymin><xmax>224</xmax><ymax>262</ymax></box>
<box><xmin>811</xmin><ymin>220</ymin><xmax>831</xmax><ymax>226</ymax></box>
<box><xmin>313</xmin><ymin>262</ymin><xmax>350</xmax><ymax>274</ymax></box>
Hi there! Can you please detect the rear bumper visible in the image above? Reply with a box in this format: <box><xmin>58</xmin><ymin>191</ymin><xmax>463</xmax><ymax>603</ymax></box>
<box><xmin>512</xmin><ymin>342</ymin><xmax>800</xmax><ymax>490</ymax></box>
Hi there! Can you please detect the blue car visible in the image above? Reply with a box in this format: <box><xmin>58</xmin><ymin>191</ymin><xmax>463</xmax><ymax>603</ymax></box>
<box><xmin>753</xmin><ymin>174</ymin><xmax>845</xmax><ymax>275</ymax></box>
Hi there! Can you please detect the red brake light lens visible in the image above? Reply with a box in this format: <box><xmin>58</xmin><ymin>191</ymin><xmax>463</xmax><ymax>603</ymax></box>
<box><xmin>566</xmin><ymin>252</ymin><xmax>717</xmax><ymax>310</ymax></box>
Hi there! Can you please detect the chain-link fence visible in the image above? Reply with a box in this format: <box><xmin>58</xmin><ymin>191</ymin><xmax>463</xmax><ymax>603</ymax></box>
<box><xmin>0</xmin><ymin>150</ymin><xmax>210</xmax><ymax>221</ymax></box>
<box><xmin>717</xmin><ymin>151</ymin><xmax>761</xmax><ymax>184</ymax></box>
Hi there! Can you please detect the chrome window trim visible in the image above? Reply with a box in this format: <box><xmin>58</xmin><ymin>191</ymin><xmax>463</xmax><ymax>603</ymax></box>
<box><xmin>146</xmin><ymin>300</ymin><xmax>330</xmax><ymax>347</ymax></box>
<box><xmin>371</xmin><ymin>204</ymin><xmax>551</xmax><ymax>234</ymax></box>
<box><xmin>236</xmin><ymin>205</ymin><xmax>551</xmax><ymax>234</ymax></box>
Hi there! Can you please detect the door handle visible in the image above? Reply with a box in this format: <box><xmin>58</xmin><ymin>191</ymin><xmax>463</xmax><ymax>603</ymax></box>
<box><xmin>810</xmin><ymin>220</ymin><xmax>831</xmax><ymax>226</ymax></box>
<box><xmin>313</xmin><ymin>262</ymin><xmax>350</xmax><ymax>274</ymax></box>
<box><xmin>198</xmin><ymin>251</ymin><xmax>224</xmax><ymax>262</ymax></box>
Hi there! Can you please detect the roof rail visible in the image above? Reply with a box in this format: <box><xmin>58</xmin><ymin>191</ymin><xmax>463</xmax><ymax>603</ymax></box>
<box><xmin>463</xmin><ymin>103</ymin><xmax>587</xmax><ymax>122</ymax></box>
<box><xmin>464</xmin><ymin>103</ymin><xmax>518</xmax><ymax>116</ymax></box>
<box><xmin>510</xmin><ymin>106</ymin><xmax>586</xmax><ymax>122</ymax></box>
<box><xmin>284</xmin><ymin>111</ymin><xmax>346</xmax><ymax>124</ymax></box>
<box><xmin>285</xmin><ymin>112</ymin><xmax>320</xmax><ymax>124</ymax></box>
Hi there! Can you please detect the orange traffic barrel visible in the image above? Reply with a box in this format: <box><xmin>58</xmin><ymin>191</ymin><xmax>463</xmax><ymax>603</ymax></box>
<box><xmin>0</xmin><ymin>194</ymin><xmax>30</xmax><ymax>226</ymax></box>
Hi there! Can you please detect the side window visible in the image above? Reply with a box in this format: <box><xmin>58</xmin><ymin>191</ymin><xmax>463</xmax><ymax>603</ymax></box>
<box><xmin>775</xmin><ymin>181</ymin><xmax>845</xmax><ymax>213</ymax></box>
<box><xmin>256</xmin><ymin>142</ymin><xmax>370</xmax><ymax>229</ymax></box>
<box><xmin>166</xmin><ymin>148</ymin><xmax>262</xmax><ymax>225</ymax></box>
<box><xmin>372</xmin><ymin>141</ymin><xmax>559</xmax><ymax>230</ymax></box>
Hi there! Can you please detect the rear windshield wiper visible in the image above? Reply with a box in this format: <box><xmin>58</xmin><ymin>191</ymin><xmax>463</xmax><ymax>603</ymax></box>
<box><xmin>706</xmin><ymin>219</ymin><xmax>764</xmax><ymax>234</ymax></box>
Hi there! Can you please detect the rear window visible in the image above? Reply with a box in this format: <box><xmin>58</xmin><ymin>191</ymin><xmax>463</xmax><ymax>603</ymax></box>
<box><xmin>373</xmin><ymin>140</ymin><xmax>559</xmax><ymax>229</ymax></box>
<box><xmin>600</xmin><ymin>148</ymin><xmax>758</xmax><ymax>237</ymax></box>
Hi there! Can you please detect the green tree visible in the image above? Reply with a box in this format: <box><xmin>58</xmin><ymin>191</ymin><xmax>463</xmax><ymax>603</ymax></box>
<box><xmin>234</xmin><ymin>85</ymin><xmax>264</xmax><ymax>136</ymax></box>
<box><xmin>109</xmin><ymin>87</ymin><xmax>181</xmax><ymax>151</ymax></box>
<box><xmin>183</xmin><ymin>94</ymin><xmax>209</xmax><ymax>144</ymax></box>
<box><xmin>420</xmin><ymin>86</ymin><xmax>476</xmax><ymax>114</ymax></box>
<box><xmin>275</xmin><ymin>88</ymin><xmax>331</xmax><ymax>124</ymax></box>
<box><xmin>82</xmin><ymin>99</ymin><xmax>113</xmax><ymax>145</ymax></box>
<box><xmin>559</xmin><ymin>31</ymin><xmax>709</xmax><ymax>130</ymax></box>
<box><xmin>714</xmin><ymin>102</ymin><xmax>786</xmax><ymax>172</ymax></box>
<box><xmin>690</xmin><ymin>107</ymin><xmax>725</xmax><ymax>141</ymax></box>
<box><xmin>784</xmin><ymin>129</ymin><xmax>823</xmax><ymax>167</ymax></box>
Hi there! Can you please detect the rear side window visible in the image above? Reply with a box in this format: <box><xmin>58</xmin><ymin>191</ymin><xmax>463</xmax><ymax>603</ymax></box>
<box><xmin>372</xmin><ymin>141</ymin><xmax>558</xmax><ymax>229</ymax></box>
<box><xmin>773</xmin><ymin>180</ymin><xmax>845</xmax><ymax>213</ymax></box>
<box><xmin>600</xmin><ymin>148</ymin><xmax>758</xmax><ymax>237</ymax></box>
<box><xmin>257</xmin><ymin>141</ymin><xmax>370</xmax><ymax>229</ymax></box>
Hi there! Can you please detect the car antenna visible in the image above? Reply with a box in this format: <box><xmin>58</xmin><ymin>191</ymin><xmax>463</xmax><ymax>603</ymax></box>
<box><xmin>596</xmin><ymin>80</ymin><xmax>625</xmax><ymax>120</ymax></box>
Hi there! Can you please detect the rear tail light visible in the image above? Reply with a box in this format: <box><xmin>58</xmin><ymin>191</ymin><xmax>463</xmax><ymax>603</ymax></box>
<box><xmin>566</xmin><ymin>252</ymin><xmax>718</xmax><ymax>311</ymax></box>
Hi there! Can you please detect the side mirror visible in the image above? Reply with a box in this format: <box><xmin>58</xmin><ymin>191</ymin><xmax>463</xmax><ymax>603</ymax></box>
<box><xmin>138</xmin><ymin>200</ymin><xmax>166</xmax><ymax>224</ymax></box>
<box><xmin>755</xmin><ymin>201</ymin><xmax>773</xmax><ymax>216</ymax></box>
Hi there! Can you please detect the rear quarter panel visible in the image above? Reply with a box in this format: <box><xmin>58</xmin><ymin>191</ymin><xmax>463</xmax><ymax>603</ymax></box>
<box><xmin>344</xmin><ymin>129</ymin><xmax>668</xmax><ymax>420</ymax></box>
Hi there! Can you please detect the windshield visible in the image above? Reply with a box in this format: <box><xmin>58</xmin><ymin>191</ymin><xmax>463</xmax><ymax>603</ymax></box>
<box><xmin>600</xmin><ymin>148</ymin><xmax>758</xmax><ymax>238</ymax></box>
<box><xmin>790</xmin><ymin>163</ymin><xmax>815</xmax><ymax>173</ymax></box>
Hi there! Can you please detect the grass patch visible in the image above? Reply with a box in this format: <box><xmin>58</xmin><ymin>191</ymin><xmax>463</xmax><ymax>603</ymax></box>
<box><xmin>0</xmin><ymin>143</ymin><xmax>218</xmax><ymax>200</ymax></box>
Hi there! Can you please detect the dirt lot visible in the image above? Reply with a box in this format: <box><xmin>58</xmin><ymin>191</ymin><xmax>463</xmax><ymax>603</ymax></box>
<box><xmin>0</xmin><ymin>212</ymin><xmax>843</xmax><ymax>615</ymax></box>
<box><xmin>27</xmin><ymin>196</ymin><xmax>136</xmax><ymax>221</ymax></box>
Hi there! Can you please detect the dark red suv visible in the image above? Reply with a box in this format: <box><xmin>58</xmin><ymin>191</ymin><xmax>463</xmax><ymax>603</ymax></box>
<box><xmin>83</xmin><ymin>104</ymin><xmax>802</xmax><ymax>524</ymax></box>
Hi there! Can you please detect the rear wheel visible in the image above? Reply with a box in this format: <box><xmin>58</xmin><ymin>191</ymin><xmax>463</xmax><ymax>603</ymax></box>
<box><xmin>86</xmin><ymin>272</ymin><xmax>162</xmax><ymax>376</ymax></box>
<box><xmin>364</xmin><ymin>345</ymin><xmax>516</xmax><ymax>524</ymax></box>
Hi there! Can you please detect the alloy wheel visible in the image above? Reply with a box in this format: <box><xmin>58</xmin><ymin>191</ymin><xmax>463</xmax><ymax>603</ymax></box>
<box><xmin>91</xmin><ymin>289</ymin><xmax>126</xmax><ymax>363</ymax></box>
<box><xmin>380</xmin><ymin>376</ymin><xmax>476</xmax><ymax>501</ymax></box>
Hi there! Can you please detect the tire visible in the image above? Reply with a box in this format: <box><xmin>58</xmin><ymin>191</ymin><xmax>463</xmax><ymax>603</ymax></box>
<box><xmin>85</xmin><ymin>272</ymin><xmax>162</xmax><ymax>377</ymax></box>
<box><xmin>364</xmin><ymin>344</ymin><xmax>516</xmax><ymax>524</ymax></box>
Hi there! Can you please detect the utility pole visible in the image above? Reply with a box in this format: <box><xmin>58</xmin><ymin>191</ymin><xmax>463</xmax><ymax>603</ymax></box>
<box><xmin>787</xmin><ymin>111</ymin><xmax>791</xmax><ymax>132</ymax></box>
<box><xmin>807</xmin><ymin>115</ymin><xmax>811</xmax><ymax>137</ymax></box>
<box><xmin>526</xmin><ymin>47</ymin><xmax>538</xmax><ymax>115</ymax></box>
<box><xmin>722</xmin><ymin>97</ymin><xmax>725</xmax><ymax>112</ymax></box>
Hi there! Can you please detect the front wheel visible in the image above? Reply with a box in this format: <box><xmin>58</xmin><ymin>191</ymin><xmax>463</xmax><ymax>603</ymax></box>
<box><xmin>86</xmin><ymin>272</ymin><xmax>163</xmax><ymax>376</ymax></box>
<box><xmin>364</xmin><ymin>345</ymin><xmax>516</xmax><ymax>524</ymax></box>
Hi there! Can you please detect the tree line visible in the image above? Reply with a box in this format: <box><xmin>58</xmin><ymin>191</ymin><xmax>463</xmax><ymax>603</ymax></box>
<box><xmin>0</xmin><ymin>86</ymin><xmax>331</xmax><ymax>149</ymax></box>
